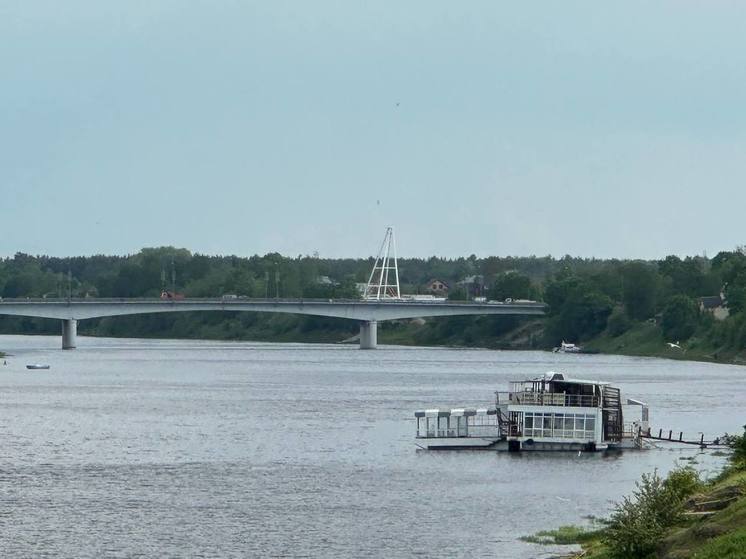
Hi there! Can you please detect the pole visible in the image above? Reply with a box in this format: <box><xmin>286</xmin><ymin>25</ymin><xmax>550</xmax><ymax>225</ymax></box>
<box><xmin>171</xmin><ymin>257</ymin><xmax>176</xmax><ymax>293</ymax></box>
<box><xmin>275</xmin><ymin>263</ymin><xmax>280</xmax><ymax>300</ymax></box>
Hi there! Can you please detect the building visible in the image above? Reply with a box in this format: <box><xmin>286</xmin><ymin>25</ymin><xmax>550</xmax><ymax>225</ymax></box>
<box><xmin>457</xmin><ymin>275</ymin><xmax>485</xmax><ymax>298</ymax></box>
<box><xmin>698</xmin><ymin>294</ymin><xmax>729</xmax><ymax>321</ymax></box>
<box><xmin>425</xmin><ymin>279</ymin><xmax>449</xmax><ymax>296</ymax></box>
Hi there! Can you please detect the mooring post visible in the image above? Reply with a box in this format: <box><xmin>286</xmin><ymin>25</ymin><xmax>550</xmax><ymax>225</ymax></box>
<box><xmin>700</xmin><ymin>433</ymin><xmax>705</xmax><ymax>447</ymax></box>
<box><xmin>668</xmin><ymin>429</ymin><xmax>672</xmax><ymax>440</ymax></box>
<box><xmin>679</xmin><ymin>432</ymin><xmax>683</xmax><ymax>441</ymax></box>
<box><xmin>658</xmin><ymin>428</ymin><xmax>663</xmax><ymax>439</ymax></box>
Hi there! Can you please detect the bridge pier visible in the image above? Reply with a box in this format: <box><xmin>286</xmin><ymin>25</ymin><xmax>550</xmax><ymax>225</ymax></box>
<box><xmin>359</xmin><ymin>320</ymin><xmax>378</xmax><ymax>350</ymax></box>
<box><xmin>62</xmin><ymin>319</ymin><xmax>77</xmax><ymax>349</ymax></box>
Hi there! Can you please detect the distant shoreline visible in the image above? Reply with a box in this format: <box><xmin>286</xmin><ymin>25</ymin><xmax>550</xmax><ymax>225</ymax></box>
<box><xmin>2</xmin><ymin>330</ymin><xmax>744</xmax><ymax>368</ymax></box>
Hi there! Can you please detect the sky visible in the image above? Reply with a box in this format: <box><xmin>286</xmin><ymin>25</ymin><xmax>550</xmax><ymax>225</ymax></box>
<box><xmin>1</xmin><ymin>1</ymin><xmax>746</xmax><ymax>260</ymax></box>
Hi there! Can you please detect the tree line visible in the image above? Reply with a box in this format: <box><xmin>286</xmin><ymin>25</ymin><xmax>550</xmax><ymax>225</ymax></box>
<box><xmin>1</xmin><ymin>246</ymin><xmax>746</xmax><ymax>357</ymax></box>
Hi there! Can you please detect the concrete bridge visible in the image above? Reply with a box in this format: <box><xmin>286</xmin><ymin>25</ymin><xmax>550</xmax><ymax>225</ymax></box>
<box><xmin>0</xmin><ymin>298</ymin><xmax>546</xmax><ymax>349</ymax></box>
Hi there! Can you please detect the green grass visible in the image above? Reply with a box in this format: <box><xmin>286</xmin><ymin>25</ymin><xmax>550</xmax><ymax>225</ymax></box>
<box><xmin>519</xmin><ymin>525</ymin><xmax>601</xmax><ymax>545</ymax></box>
<box><xmin>690</xmin><ymin>528</ymin><xmax>746</xmax><ymax>558</ymax></box>
<box><xmin>584</xmin><ymin>321</ymin><xmax>739</xmax><ymax>364</ymax></box>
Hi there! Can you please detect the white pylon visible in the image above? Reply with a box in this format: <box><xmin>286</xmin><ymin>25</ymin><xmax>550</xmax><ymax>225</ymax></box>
<box><xmin>364</xmin><ymin>226</ymin><xmax>401</xmax><ymax>300</ymax></box>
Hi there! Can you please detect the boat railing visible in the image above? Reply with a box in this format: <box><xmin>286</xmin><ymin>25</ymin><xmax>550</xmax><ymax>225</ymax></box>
<box><xmin>506</xmin><ymin>392</ymin><xmax>599</xmax><ymax>408</ymax></box>
<box><xmin>416</xmin><ymin>424</ymin><xmax>501</xmax><ymax>439</ymax></box>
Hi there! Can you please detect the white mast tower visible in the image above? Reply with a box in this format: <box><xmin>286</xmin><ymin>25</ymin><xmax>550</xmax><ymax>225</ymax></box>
<box><xmin>364</xmin><ymin>226</ymin><xmax>401</xmax><ymax>301</ymax></box>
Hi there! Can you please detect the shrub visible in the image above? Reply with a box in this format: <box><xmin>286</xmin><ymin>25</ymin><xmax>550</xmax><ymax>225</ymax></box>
<box><xmin>604</xmin><ymin>468</ymin><xmax>695</xmax><ymax>558</ymax></box>
<box><xmin>664</xmin><ymin>466</ymin><xmax>703</xmax><ymax>500</ymax></box>
<box><xmin>723</xmin><ymin>425</ymin><xmax>746</xmax><ymax>469</ymax></box>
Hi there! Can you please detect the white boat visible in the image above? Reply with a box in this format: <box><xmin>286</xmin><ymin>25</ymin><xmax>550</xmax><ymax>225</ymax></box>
<box><xmin>415</xmin><ymin>372</ymin><xmax>649</xmax><ymax>452</ymax></box>
<box><xmin>554</xmin><ymin>341</ymin><xmax>582</xmax><ymax>353</ymax></box>
<box><xmin>26</xmin><ymin>364</ymin><xmax>51</xmax><ymax>370</ymax></box>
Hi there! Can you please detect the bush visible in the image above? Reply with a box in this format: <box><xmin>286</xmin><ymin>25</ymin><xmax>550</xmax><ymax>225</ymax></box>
<box><xmin>604</xmin><ymin>468</ymin><xmax>699</xmax><ymax>558</ymax></box>
<box><xmin>664</xmin><ymin>466</ymin><xmax>702</xmax><ymax>500</ymax></box>
<box><xmin>723</xmin><ymin>425</ymin><xmax>746</xmax><ymax>469</ymax></box>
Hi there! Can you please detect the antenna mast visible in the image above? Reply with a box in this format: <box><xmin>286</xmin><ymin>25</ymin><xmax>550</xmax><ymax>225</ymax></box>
<box><xmin>364</xmin><ymin>226</ymin><xmax>401</xmax><ymax>300</ymax></box>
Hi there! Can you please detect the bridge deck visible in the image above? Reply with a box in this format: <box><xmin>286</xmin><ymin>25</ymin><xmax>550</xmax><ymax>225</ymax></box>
<box><xmin>0</xmin><ymin>298</ymin><xmax>546</xmax><ymax>321</ymax></box>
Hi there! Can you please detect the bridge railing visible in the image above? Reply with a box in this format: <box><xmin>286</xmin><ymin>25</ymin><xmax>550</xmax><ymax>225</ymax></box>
<box><xmin>0</xmin><ymin>296</ymin><xmax>546</xmax><ymax>307</ymax></box>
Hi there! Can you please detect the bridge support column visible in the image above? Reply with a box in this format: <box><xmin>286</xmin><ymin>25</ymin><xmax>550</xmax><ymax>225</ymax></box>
<box><xmin>359</xmin><ymin>320</ymin><xmax>378</xmax><ymax>350</ymax></box>
<box><xmin>62</xmin><ymin>319</ymin><xmax>77</xmax><ymax>350</ymax></box>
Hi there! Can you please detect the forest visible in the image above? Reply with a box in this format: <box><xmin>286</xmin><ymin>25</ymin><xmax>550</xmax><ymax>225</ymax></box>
<box><xmin>2</xmin><ymin>246</ymin><xmax>746</xmax><ymax>362</ymax></box>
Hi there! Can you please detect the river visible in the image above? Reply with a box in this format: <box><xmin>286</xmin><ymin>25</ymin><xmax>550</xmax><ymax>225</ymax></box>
<box><xmin>0</xmin><ymin>335</ymin><xmax>743</xmax><ymax>558</ymax></box>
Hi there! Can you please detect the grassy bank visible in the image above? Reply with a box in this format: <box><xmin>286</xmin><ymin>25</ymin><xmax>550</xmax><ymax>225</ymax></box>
<box><xmin>583</xmin><ymin>321</ymin><xmax>746</xmax><ymax>365</ymax></box>
<box><xmin>378</xmin><ymin>317</ymin><xmax>746</xmax><ymax>366</ymax></box>
<box><xmin>578</xmin><ymin>469</ymin><xmax>746</xmax><ymax>558</ymax></box>
<box><xmin>526</xmin><ymin>431</ymin><xmax>746</xmax><ymax>559</ymax></box>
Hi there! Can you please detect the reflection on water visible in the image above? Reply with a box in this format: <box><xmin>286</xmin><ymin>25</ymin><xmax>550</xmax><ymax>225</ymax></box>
<box><xmin>0</xmin><ymin>335</ymin><xmax>742</xmax><ymax>558</ymax></box>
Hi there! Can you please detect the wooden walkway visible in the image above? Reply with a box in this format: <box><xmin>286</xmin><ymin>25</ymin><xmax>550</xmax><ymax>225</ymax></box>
<box><xmin>639</xmin><ymin>427</ymin><xmax>729</xmax><ymax>448</ymax></box>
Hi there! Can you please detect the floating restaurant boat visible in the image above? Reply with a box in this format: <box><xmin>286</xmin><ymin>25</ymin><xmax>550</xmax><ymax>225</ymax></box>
<box><xmin>415</xmin><ymin>372</ymin><xmax>649</xmax><ymax>452</ymax></box>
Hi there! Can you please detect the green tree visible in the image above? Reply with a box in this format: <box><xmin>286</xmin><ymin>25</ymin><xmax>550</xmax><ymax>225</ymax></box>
<box><xmin>658</xmin><ymin>255</ymin><xmax>706</xmax><ymax>297</ymax></box>
<box><xmin>488</xmin><ymin>272</ymin><xmax>533</xmax><ymax>301</ymax></box>
<box><xmin>447</xmin><ymin>287</ymin><xmax>468</xmax><ymax>301</ymax></box>
<box><xmin>544</xmin><ymin>275</ymin><xmax>613</xmax><ymax>344</ymax></box>
<box><xmin>660</xmin><ymin>295</ymin><xmax>699</xmax><ymax>341</ymax></box>
<box><xmin>606</xmin><ymin>306</ymin><xmax>632</xmax><ymax>337</ymax></box>
<box><xmin>621</xmin><ymin>262</ymin><xmax>660</xmax><ymax>320</ymax></box>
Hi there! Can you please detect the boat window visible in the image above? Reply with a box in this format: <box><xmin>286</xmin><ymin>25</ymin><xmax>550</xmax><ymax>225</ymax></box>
<box><xmin>586</xmin><ymin>416</ymin><xmax>595</xmax><ymax>432</ymax></box>
<box><xmin>553</xmin><ymin>414</ymin><xmax>564</xmax><ymax>431</ymax></box>
<box><xmin>519</xmin><ymin>411</ymin><xmax>598</xmax><ymax>441</ymax></box>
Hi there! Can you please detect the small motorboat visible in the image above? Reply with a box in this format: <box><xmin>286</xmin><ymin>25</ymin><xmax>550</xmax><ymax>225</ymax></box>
<box><xmin>554</xmin><ymin>341</ymin><xmax>582</xmax><ymax>353</ymax></box>
<box><xmin>26</xmin><ymin>364</ymin><xmax>51</xmax><ymax>370</ymax></box>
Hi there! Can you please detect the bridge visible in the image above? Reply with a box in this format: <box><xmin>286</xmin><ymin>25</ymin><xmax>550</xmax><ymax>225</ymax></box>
<box><xmin>0</xmin><ymin>298</ymin><xmax>546</xmax><ymax>350</ymax></box>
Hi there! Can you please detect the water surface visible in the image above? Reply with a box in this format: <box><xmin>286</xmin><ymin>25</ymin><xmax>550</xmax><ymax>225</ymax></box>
<box><xmin>0</xmin><ymin>335</ymin><xmax>742</xmax><ymax>558</ymax></box>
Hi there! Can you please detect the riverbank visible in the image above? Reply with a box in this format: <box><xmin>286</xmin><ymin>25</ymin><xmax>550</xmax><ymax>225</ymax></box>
<box><xmin>2</xmin><ymin>313</ymin><xmax>745</xmax><ymax>366</ymax></box>
<box><xmin>526</xmin><ymin>430</ymin><xmax>746</xmax><ymax>559</ymax></box>
<box><xmin>574</xmin><ymin>466</ymin><xmax>746</xmax><ymax>558</ymax></box>
<box><xmin>379</xmin><ymin>318</ymin><xmax>746</xmax><ymax>366</ymax></box>
<box><xmin>582</xmin><ymin>322</ymin><xmax>746</xmax><ymax>366</ymax></box>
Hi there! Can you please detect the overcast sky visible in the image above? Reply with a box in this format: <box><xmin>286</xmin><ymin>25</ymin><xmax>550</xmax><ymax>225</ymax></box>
<box><xmin>2</xmin><ymin>1</ymin><xmax>745</xmax><ymax>259</ymax></box>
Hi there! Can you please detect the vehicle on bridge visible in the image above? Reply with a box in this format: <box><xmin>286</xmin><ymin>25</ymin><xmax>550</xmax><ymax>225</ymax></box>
<box><xmin>160</xmin><ymin>291</ymin><xmax>185</xmax><ymax>300</ymax></box>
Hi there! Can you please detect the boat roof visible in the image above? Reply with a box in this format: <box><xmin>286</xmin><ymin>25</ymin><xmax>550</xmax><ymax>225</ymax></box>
<box><xmin>511</xmin><ymin>372</ymin><xmax>610</xmax><ymax>386</ymax></box>
<box><xmin>414</xmin><ymin>407</ymin><xmax>497</xmax><ymax>417</ymax></box>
